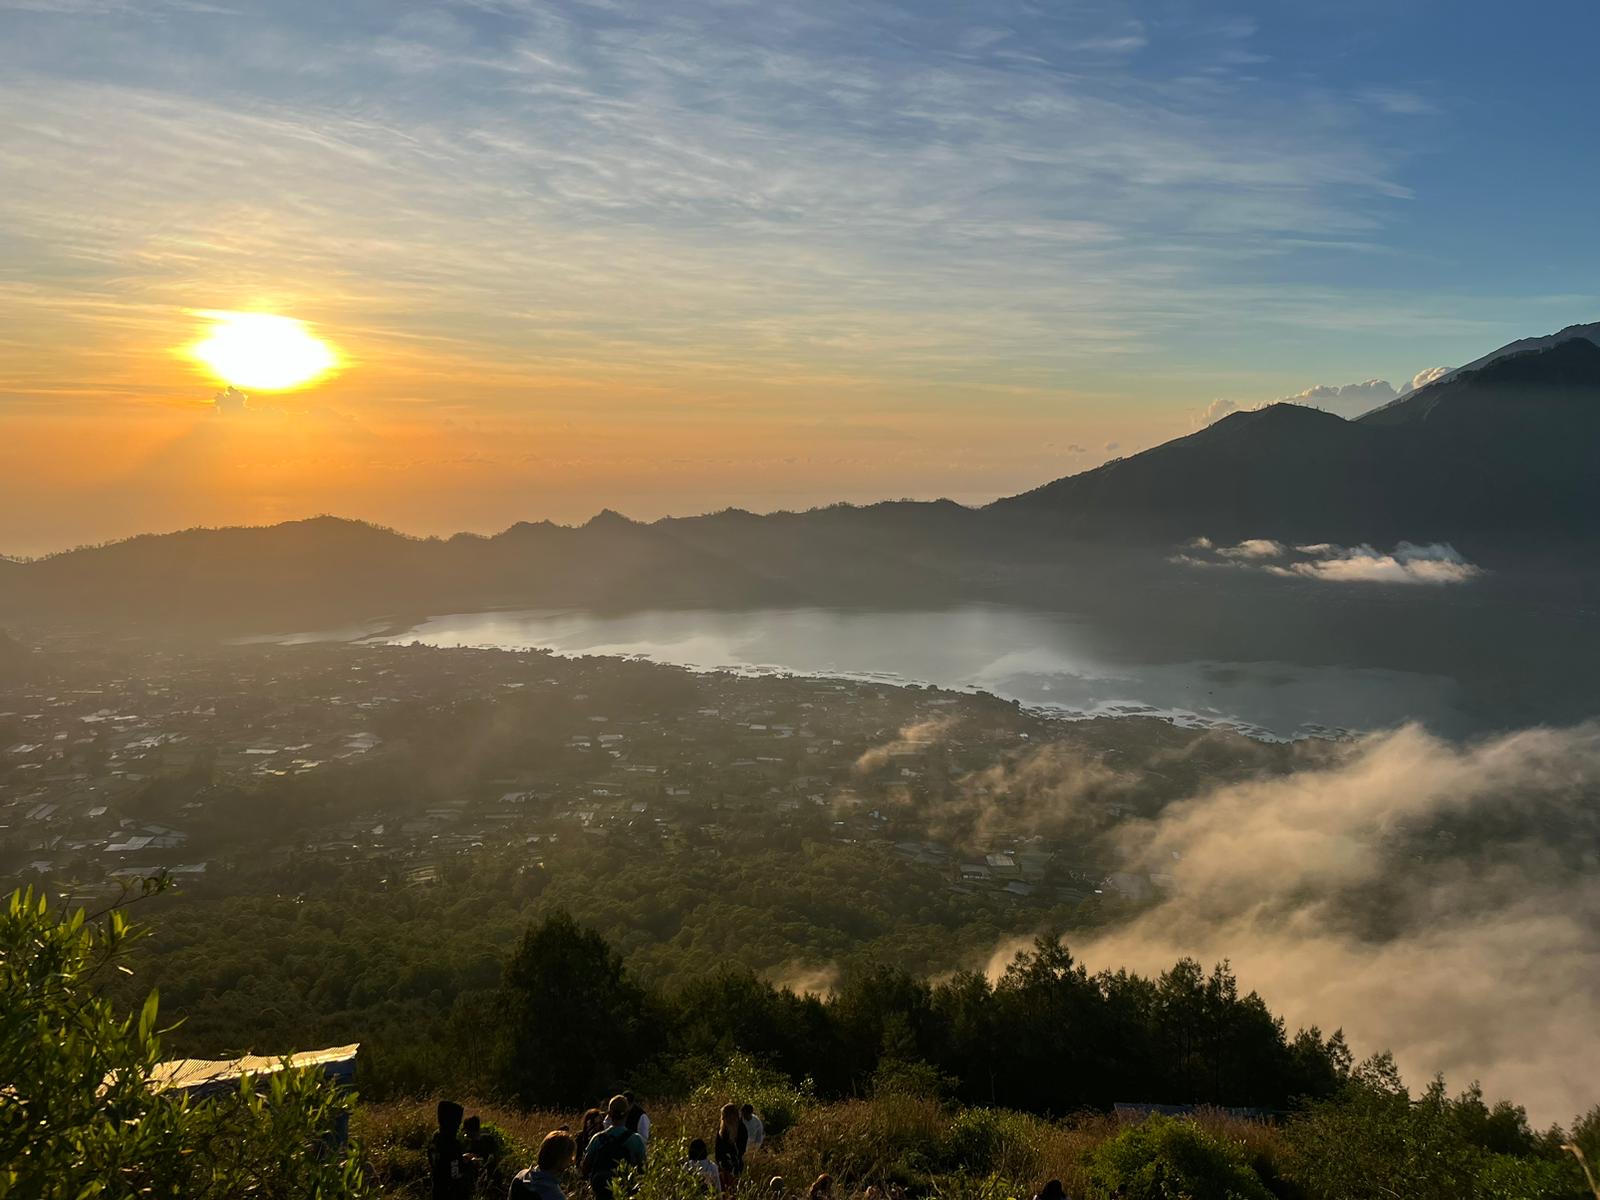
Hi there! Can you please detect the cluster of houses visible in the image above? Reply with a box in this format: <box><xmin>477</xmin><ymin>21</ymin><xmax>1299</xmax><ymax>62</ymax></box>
<box><xmin>3</xmin><ymin>639</ymin><xmax>1180</xmax><ymax>909</ymax></box>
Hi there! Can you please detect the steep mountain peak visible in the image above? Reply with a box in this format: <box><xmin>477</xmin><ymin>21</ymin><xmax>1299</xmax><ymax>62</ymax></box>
<box><xmin>1360</xmin><ymin>337</ymin><xmax>1600</xmax><ymax>428</ymax></box>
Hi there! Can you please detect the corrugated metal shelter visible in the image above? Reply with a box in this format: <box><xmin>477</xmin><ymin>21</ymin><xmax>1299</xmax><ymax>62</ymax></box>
<box><xmin>150</xmin><ymin>1043</ymin><xmax>360</xmax><ymax>1099</ymax></box>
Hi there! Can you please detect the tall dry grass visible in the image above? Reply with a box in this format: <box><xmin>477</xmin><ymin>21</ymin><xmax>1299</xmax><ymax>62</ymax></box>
<box><xmin>355</xmin><ymin>1095</ymin><xmax>1288</xmax><ymax>1199</ymax></box>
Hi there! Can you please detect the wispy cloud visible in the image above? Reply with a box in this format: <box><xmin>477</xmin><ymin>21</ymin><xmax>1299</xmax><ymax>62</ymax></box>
<box><xmin>0</xmin><ymin>0</ymin><xmax>1436</xmax><ymax>405</ymax></box>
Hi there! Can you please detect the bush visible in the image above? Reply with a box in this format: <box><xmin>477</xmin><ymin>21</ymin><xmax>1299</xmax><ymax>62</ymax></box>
<box><xmin>938</xmin><ymin>1108</ymin><xmax>1049</xmax><ymax>1181</ymax></box>
<box><xmin>1084</xmin><ymin>1115</ymin><xmax>1274</xmax><ymax>1200</ymax></box>
<box><xmin>1</xmin><ymin>884</ymin><xmax>370</xmax><ymax>1197</ymax></box>
<box><xmin>771</xmin><ymin>1095</ymin><xmax>950</xmax><ymax>1188</ymax></box>
<box><xmin>692</xmin><ymin>1052</ymin><xmax>815</xmax><ymax>1138</ymax></box>
<box><xmin>873</xmin><ymin>1057</ymin><xmax>958</xmax><ymax>1102</ymax></box>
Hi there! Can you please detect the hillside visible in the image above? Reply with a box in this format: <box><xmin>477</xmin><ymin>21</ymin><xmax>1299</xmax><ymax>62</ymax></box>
<box><xmin>1390</xmin><ymin>319</ymin><xmax>1600</xmax><ymax>395</ymax></box>
<box><xmin>997</xmin><ymin>337</ymin><xmax>1600</xmax><ymax>550</ymax></box>
<box><xmin>13</xmin><ymin>878</ymin><xmax>1599</xmax><ymax>1200</ymax></box>
<box><xmin>991</xmin><ymin>402</ymin><xmax>1414</xmax><ymax>544</ymax></box>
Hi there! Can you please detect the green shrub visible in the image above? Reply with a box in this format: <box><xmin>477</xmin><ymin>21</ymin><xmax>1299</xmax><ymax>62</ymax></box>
<box><xmin>1084</xmin><ymin>1115</ymin><xmax>1274</xmax><ymax>1200</ymax></box>
<box><xmin>937</xmin><ymin>1107</ymin><xmax>1048</xmax><ymax>1181</ymax></box>
<box><xmin>1475</xmin><ymin>1152</ymin><xmax>1585</xmax><ymax>1200</ymax></box>
<box><xmin>873</xmin><ymin>1057</ymin><xmax>958</xmax><ymax>1102</ymax></box>
<box><xmin>1</xmin><ymin>885</ymin><xmax>370</xmax><ymax>1198</ymax></box>
<box><xmin>771</xmin><ymin>1094</ymin><xmax>949</xmax><ymax>1188</ymax></box>
<box><xmin>692</xmin><ymin>1052</ymin><xmax>815</xmax><ymax>1138</ymax></box>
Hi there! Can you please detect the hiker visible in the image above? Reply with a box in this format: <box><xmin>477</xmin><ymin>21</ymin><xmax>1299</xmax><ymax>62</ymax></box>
<box><xmin>625</xmin><ymin>1093</ymin><xmax>651</xmax><ymax>1148</ymax></box>
<box><xmin>715</xmin><ymin>1104</ymin><xmax>745</xmax><ymax>1191</ymax></box>
<box><xmin>807</xmin><ymin>1174</ymin><xmax>832</xmax><ymax>1200</ymax></box>
<box><xmin>741</xmin><ymin>1104</ymin><xmax>765</xmax><ymax>1152</ymax></box>
<box><xmin>1032</xmin><ymin>1181</ymin><xmax>1066</xmax><ymax>1200</ymax></box>
<box><xmin>604</xmin><ymin>1091</ymin><xmax>651</xmax><ymax>1149</ymax></box>
<box><xmin>429</xmin><ymin>1100</ymin><xmax>471</xmax><ymax>1200</ymax></box>
<box><xmin>509</xmin><ymin>1130</ymin><xmax>576</xmax><ymax>1200</ymax></box>
<box><xmin>581</xmin><ymin>1094</ymin><xmax>647</xmax><ymax>1200</ymax></box>
<box><xmin>686</xmin><ymin>1138</ymin><xmax>722</xmax><ymax>1194</ymax></box>
<box><xmin>575</xmin><ymin>1108</ymin><xmax>606</xmax><ymax>1159</ymax></box>
<box><xmin>464</xmin><ymin>1116</ymin><xmax>498</xmax><ymax>1185</ymax></box>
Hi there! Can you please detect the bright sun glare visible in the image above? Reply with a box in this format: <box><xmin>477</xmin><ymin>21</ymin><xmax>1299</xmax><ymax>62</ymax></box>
<box><xmin>188</xmin><ymin>310</ymin><xmax>339</xmax><ymax>391</ymax></box>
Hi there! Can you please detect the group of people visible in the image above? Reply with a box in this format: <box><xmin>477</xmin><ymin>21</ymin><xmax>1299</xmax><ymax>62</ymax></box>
<box><xmin>428</xmin><ymin>1092</ymin><xmax>767</xmax><ymax>1200</ymax></box>
<box><xmin>683</xmin><ymin>1101</ymin><xmax>765</xmax><ymax>1195</ymax></box>
<box><xmin>429</xmin><ymin>1101</ymin><xmax>504</xmax><ymax>1197</ymax></box>
<box><xmin>432</xmin><ymin>1097</ymin><xmax>1076</xmax><ymax>1200</ymax></box>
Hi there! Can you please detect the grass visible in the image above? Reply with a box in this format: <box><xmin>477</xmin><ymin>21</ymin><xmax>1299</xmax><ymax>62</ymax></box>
<box><xmin>354</xmin><ymin>1095</ymin><xmax>1290</xmax><ymax>1199</ymax></box>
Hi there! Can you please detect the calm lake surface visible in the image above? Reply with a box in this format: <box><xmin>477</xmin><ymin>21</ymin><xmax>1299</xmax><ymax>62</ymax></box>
<box><xmin>326</xmin><ymin>605</ymin><xmax>1466</xmax><ymax>740</ymax></box>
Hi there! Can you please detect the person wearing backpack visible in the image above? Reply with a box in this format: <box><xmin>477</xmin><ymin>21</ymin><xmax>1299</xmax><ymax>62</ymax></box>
<box><xmin>581</xmin><ymin>1095</ymin><xmax>646</xmax><ymax>1200</ymax></box>
<box><xmin>509</xmin><ymin>1131</ymin><xmax>575</xmax><ymax>1200</ymax></box>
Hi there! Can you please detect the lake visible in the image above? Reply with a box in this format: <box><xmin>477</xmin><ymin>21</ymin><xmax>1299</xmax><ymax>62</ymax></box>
<box><xmin>323</xmin><ymin>605</ymin><xmax>1467</xmax><ymax>740</ymax></box>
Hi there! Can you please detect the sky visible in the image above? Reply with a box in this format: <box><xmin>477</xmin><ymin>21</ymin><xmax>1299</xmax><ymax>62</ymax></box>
<box><xmin>2</xmin><ymin>0</ymin><xmax>1598</xmax><ymax>556</ymax></box>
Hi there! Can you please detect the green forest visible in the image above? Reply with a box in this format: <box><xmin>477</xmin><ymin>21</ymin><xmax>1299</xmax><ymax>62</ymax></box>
<box><xmin>11</xmin><ymin>879</ymin><xmax>1599</xmax><ymax>1199</ymax></box>
<box><xmin>116</xmin><ymin>836</ymin><xmax>1125</xmax><ymax>1085</ymax></box>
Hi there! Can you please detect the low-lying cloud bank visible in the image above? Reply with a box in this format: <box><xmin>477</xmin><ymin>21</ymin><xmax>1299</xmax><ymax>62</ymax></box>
<box><xmin>1198</xmin><ymin>367</ymin><xmax>1454</xmax><ymax>425</ymax></box>
<box><xmin>853</xmin><ymin>717</ymin><xmax>1140</xmax><ymax>845</ymax></box>
<box><xmin>985</xmin><ymin>722</ymin><xmax>1600</xmax><ymax>1125</ymax></box>
<box><xmin>1175</xmin><ymin>538</ymin><xmax>1483</xmax><ymax>584</ymax></box>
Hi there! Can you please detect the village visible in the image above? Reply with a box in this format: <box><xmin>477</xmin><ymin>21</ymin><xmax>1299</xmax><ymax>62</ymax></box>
<box><xmin>0</xmin><ymin>636</ymin><xmax>1260</xmax><ymax>911</ymax></box>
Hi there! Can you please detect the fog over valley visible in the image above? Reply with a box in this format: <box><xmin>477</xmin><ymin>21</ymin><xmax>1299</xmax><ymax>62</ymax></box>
<box><xmin>6</xmin><ymin>1</ymin><xmax>1600</xmax><ymax>1184</ymax></box>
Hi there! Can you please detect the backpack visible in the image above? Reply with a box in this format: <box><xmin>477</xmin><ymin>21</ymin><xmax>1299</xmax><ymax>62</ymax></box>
<box><xmin>582</xmin><ymin>1126</ymin><xmax>634</xmax><ymax>1180</ymax></box>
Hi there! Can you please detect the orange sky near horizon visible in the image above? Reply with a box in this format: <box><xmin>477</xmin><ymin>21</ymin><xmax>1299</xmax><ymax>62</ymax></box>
<box><xmin>0</xmin><ymin>298</ymin><xmax>1170</xmax><ymax>557</ymax></box>
<box><xmin>7</xmin><ymin>1</ymin><xmax>1581</xmax><ymax>558</ymax></box>
<box><xmin>1</xmin><ymin>322</ymin><xmax>1167</xmax><ymax>560</ymax></box>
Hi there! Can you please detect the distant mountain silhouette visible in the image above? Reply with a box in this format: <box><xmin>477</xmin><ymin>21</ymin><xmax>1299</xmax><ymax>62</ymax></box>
<box><xmin>992</xmin><ymin>402</ymin><xmax>1405</xmax><ymax>544</ymax></box>
<box><xmin>996</xmin><ymin>337</ymin><xmax>1600</xmax><ymax>550</ymax></box>
<box><xmin>2</xmin><ymin>326</ymin><xmax>1597</xmax><ymax>631</ymax></box>
<box><xmin>0</xmin><ymin>502</ymin><xmax>1007</xmax><ymax>630</ymax></box>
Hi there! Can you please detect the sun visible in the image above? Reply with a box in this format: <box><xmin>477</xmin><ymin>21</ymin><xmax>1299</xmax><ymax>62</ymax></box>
<box><xmin>187</xmin><ymin>310</ymin><xmax>340</xmax><ymax>391</ymax></box>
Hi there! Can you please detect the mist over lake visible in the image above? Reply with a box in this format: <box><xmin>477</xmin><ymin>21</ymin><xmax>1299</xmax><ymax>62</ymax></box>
<box><xmin>344</xmin><ymin>605</ymin><xmax>1467</xmax><ymax>740</ymax></box>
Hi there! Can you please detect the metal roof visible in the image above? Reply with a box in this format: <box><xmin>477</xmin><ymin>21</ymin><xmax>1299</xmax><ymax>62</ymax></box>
<box><xmin>150</xmin><ymin>1043</ymin><xmax>360</xmax><ymax>1095</ymax></box>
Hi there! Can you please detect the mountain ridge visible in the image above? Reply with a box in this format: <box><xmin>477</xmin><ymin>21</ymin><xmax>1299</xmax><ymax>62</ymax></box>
<box><xmin>4</xmin><ymin>326</ymin><xmax>1598</xmax><ymax>630</ymax></box>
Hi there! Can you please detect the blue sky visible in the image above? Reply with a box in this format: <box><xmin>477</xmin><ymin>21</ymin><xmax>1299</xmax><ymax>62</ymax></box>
<box><xmin>2</xmin><ymin>0</ymin><xmax>1597</xmax><ymax>547</ymax></box>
